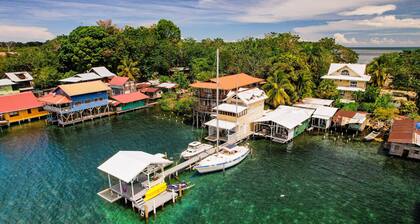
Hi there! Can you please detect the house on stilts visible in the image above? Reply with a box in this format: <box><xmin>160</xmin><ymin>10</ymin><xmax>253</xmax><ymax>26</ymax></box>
<box><xmin>39</xmin><ymin>81</ymin><xmax>112</xmax><ymax>126</ymax></box>
<box><xmin>110</xmin><ymin>92</ymin><xmax>150</xmax><ymax>114</ymax></box>
<box><xmin>388</xmin><ymin>119</ymin><xmax>420</xmax><ymax>160</ymax></box>
<box><xmin>294</xmin><ymin>98</ymin><xmax>338</xmax><ymax>129</ymax></box>
<box><xmin>204</xmin><ymin>88</ymin><xmax>267</xmax><ymax>143</ymax></box>
<box><xmin>190</xmin><ymin>73</ymin><xmax>264</xmax><ymax>126</ymax></box>
<box><xmin>253</xmin><ymin>106</ymin><xmax>315</xmax><ymax>143</ymax></box>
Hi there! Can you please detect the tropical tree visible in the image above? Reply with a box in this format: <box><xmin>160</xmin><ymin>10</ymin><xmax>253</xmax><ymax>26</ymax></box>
<box><xmin>316</xmin><ymin>79</ymin><xmax>339</xmax><ymax>99</ymax></box>
<box><xmin>263</xmin><ymin>71</ymin><xmax>295</xmax><ymax>108</ymax></box>
<box><xmin>117</xmin><ymin>58</ymin><xmax>140</xmax><ymax>80</ymax></box>
<box><xmin>368</xmin><ymin>57</ymin><xmax>389</xmax><ymax>88</ymax></box>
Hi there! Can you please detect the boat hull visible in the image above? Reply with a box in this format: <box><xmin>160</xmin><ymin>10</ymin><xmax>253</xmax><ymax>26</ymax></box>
<box><xmin>195</xmin><ymin>148</ymin><xmax>249</xmax><ymax>174</ymax></box>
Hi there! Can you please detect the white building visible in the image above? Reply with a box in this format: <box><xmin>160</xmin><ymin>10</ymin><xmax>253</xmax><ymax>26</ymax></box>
<box><xmin>205</xmin><ymin>88</ymin><xmax>267</xmax><ymax>143</ymax></box>
<box><xmin>321</xmin><ymin>63</ymin><xmax>371</xmax><ymax>100</ymax></box>
<box><xmin>253</xmin><ymin>106</ymin><xmax>315</xmax><ymax>143</ymax></box>
<box><xmin>294</xmin><ymin>98</ymin><xmax>338</xmax><ymax>129</ymax></box>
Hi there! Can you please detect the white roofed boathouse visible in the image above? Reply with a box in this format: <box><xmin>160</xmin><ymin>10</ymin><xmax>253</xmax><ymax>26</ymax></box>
<box><xmin>97</xmin><ymin>151</ymin><xmax>173</xmax><ymax>206</ymax></box>
<box><xmin>253</xmin><ymin>106</ymin><xmax>315</xmax><ymax>143</ymax></box>
<box><xmin>294</xmin><ymin>98</ymin><xmax>338</xmax><ymax>129</ymax></box>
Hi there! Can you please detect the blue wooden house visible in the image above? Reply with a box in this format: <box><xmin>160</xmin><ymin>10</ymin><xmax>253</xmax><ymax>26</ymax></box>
<box><xmin>39</xmin><ymin>81</ymin><xmax>111</xmax><ymax>126</ymax></box>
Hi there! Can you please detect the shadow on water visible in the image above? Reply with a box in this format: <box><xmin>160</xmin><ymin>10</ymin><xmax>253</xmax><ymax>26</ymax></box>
<box><xmin>413</xmin><ymin>202</ymin><xmax>420</xmax><ymax>224</ymax></box>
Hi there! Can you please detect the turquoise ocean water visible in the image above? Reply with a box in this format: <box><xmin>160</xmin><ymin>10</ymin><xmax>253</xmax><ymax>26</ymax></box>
<box><xmin>1</xmin><ymin>109</ymin><xmax>420</xmax><ymax>223</ymax></box>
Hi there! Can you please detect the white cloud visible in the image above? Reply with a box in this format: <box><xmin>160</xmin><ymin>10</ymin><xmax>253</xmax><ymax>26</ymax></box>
<box><xmin>0</xmin><ymin>25</ymin><xmax>54</xmax><ymax>42</ymax></box>
<box><xmin>339</xmin><ymin>4</ymin><xmax>396</xmax><ymax>16</ymax></box>
<box><xmin>294</xmin><ymin>15</ymin><xmax>420</xmax><ymax>40</ymax></box>
<box><xmin>333</xmin><ymin>33</ymin><xmax>358</xmax><ymax>44</ymax></box>
<box><xmin>369</xmin><ymin>37</ymin><xmax>397</xmax><ymax>45</ymax></box>
<box><xmin>230</xmin><ymin>0</ymin><xmax>389</xmax><ymax>23</ymax></box>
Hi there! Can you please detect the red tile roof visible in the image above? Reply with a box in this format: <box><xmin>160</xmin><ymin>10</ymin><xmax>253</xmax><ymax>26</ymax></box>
<box><xmin>190</xmin><ymin>73</ymin><xmax>264</xmax><ymax>90</ymax></box>
<box><xmin>388</xmin><ymin>119</ymin><xmax>417</xmax><ymax>144</ymax></box>
<box><xmin>0</xmin><ymin>92</ymin><xmax>45</xmax><ymax>113</ymax></box>
<box><xmin>109</xmin><ymin>76</ymin><xmax>129</xmax><ymax>86</ymax></box>
<box><xmin>111</xmin><ymin>92</ymin><xmax>149</xmax><ymax>104</ymax></box>
<box><xmin>39</xmin><ymin>93</ymin><xmax>72</xmax><ymax>105</ymax></box>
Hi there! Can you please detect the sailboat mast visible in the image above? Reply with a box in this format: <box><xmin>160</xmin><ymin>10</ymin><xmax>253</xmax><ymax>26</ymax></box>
<box><xmin>216</xmin><ymin>49</ymin><xmax>220</xmax><ymax>150</ymax></box>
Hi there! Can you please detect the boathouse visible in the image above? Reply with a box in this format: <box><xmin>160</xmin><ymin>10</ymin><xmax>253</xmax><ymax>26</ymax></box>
<box><xmin>388</xmin><ymin>119</ymin><xmax>420</xmax><ymax>160</ymax></box>
<box><xmin>109</xmin><ymin>76</ymin><xmax>136</xmax><ymax>95</ymax></box>
<box><xmin>204</xmin><ymin>88</ymin><xmax>267</xmax><ymax>143</ymax></box>
<box><xmin>97</xmin><ymin>151</ymin><xmax>174</xmax><ymax>211</ymax></box>
<box><xmin>39</xmin><ymin>81</ymin><xmax>111</xmax><ymax>126</ymax></box>
<box><xmin>0</xmin><ymin>92</ymin><xmax>48</xmax><ymax>126</ymax></box>
<box><xmin>332</xmin><ymin>110</ymin><xmax>368</xmax><ymax>131</ymax></box>
<box><xmin>0</xmin><ymin>79</ymin><xmax>16</xmax><ymax>95</ymax></box>
<box><xmin>2</xmin><ymin>71</ymin><xmax>34</xmax><ymax>92</ymax></box>
<box><xmin>190</xmin><ymin>73</ymin><xmax>264</xmax><ymax>124</ymax></box>
<box><xmin>321</xmin><ymin>63</ymin><xmax>371</xmax><ymax>100</ymax></box>
<box><xmin>111</xmin><ymin>92</ymin><xmax>149</xmax><ymax>113</ymax></box>
<box><xmin>253</xmin><ymin>106</ymin><xmax>315</xmax><ymax>143</ymax></box>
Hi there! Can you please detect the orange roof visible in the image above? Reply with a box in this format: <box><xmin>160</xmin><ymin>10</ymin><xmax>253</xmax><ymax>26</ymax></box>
<box><xmin>39</xmin><ymin>93</ymin><xmax>72</xmax><ymax>105</ymax></box>
<box><xmin>0</xmin><ymin>92</ymin><xmax>44</xmax><ymax>113</ymax></box>
<box><xmin>190</xmin><ymin>73</ymin><xmax>264</xmax><ymax>90</ymax></box>
<box><xmin>109</xmin><ymin>76</ymin><xmax>129</xmax><ymax>86</ymax></box>
<box><xmin>57</xmin><ymin>80</ymin><xmax>110</xmax><ymax>97</ymax></box>
<box><xmin>388</xmin><ymin>119</ymin><xmax>417</xmax><ymax>144</ymax></box>
<box><xmin>111</xmin><ymin>92</ymin><xmax>149</xmax><ymax>104</ymax></box>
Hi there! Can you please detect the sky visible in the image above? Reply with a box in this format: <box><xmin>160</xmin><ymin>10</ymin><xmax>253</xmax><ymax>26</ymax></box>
<box><xmin>0</xmin><ymin>0</ymin><xmax>419</xmax><ymax>47</ymax></box>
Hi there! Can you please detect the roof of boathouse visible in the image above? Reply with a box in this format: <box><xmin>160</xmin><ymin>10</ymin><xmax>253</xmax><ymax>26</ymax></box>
<box><xmin>255</xmin><ymin>106</ymin><xmax>315</xmax><ymax>129</ymax></box>
<box><xmin>190</xmin><ymin>73</ymin><xmax>264</xmax><ymax>90</ymax></box>
<box><xmin>293</xmin><ymin>103</ymin><xmax>338</xmax><ymax>120</ymax></box>
<box><xmin>0</xmin><ymin>92</ymin><xmax>44</xmax><ymax>113</ymax></box>
<box><xmin>332</xmin><ymin>110</ymin><xmax>367</xmax><ymax>124</ymax></box>
<box><xmin>98</xmin><ymin>151</ymin><xmax>172</xmax><ymax>183</ymax></box>
<box><xmin>111</xmin><ymin>92</ymin><xmax>149</xmax><ymax>105</ymax></box>
<box><xmin>388</xmin><ymin>119</ymin><xmax>419</xmax><ymax>145</ymax></box>
<box><xmin>56</xmin><ymin>81</ymin><xmax>111</xmax><ymax>97</ymax></box>
<box><xmin>301</xmin><ymin>98</ymin><xmax>334</xmax><ymax>107</ymax></box>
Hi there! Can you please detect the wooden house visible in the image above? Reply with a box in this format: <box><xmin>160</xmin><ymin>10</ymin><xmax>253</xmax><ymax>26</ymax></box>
<box><xmin>190</xmin><ymin>73</ymin><xmax>264</xmax><ymax>124</ymax></box>
<box><xmin>204</xmin><ymin>88</ymin><xmax>267</xmax><ymax>143</ymax></box>
<box><xmin>0</xmin><ymin>92</ymin><xmax>48</xmax><ymax>126</ymax></box>
<box><xmin>140</xmin><ymin>87</ymin><xmax>162</xmax><ymax>100</ymax></box>
<box><xmin>3</xmin><ymin>71</ymin><xmax>34</xmax><ymax>92</ymax></box>
<box><xmin>321</xmin><ymin>64</ymin><xmax>371</xmax><ymax>100</ymax></box>
<box><xmin>0</xmin><ymin>79</ymin><xmax>17</xmax><ymax>95</ymax></box>
<box><xmin>253</xmin><ymin>106</ymin><xmax>315</xmax><ymax>143</ymax></box>
<box><xmin>39</xmin><ymin>81</ymin><xmax>111</xmax><ymax>126</ymax></box>
<box><xmin>111</xmin><ymin>92</ymin><xmax>149</xmax><ymax>114</ymax></box>
<box><xmin>388</xmin><ymin>119</ymin><xmax>420</xmax><ymax>160</ymax></box>
<box><xmin>332</xmin><ymin>110</ymin><xmax>368</xmax><ymax>131</ymax></box>
<box><xmin>109</xmin><ymin>76</ymin><xmax>136</xmax><ymax>95</ymax></box>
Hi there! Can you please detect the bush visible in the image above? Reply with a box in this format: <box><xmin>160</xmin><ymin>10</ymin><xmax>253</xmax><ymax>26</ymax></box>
<box><xmin>374</xmin><ymin>94</ymin><xmax>394</xmax><ymax>108</ymax></box>
<box><xmin>341</xmin><ymin>102</ymin><xmax>359</xmax><ymax>112</ymax></box>
<box><xmin>158</xmin><ymin>93</ymin><xmax>176</xmax><ymax>111</ymax></box>
<box><xmin>174</xmin><ymin>96</ymin><xmax>195</xmax><ymax>116</ymax></box>
<box><xmin>359</xmin><ymin>102</ymin><xmax>376</xmax><ymax>113</ymax></box>
<box><xmin>373</xmin><ymin>107</ymin><xmax>398</xmax><ymax>121</ymax></box>
<box><xmin>400</xmin><ymin>101</ymin><xmax>418</xmax><ymax>115</ymax></box>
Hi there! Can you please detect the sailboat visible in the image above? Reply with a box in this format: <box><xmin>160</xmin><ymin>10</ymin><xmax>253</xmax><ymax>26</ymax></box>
<box><xmin>194</xmin><ymin>49</ymin><xmax>250</xmax><ymax>174</ymax></box>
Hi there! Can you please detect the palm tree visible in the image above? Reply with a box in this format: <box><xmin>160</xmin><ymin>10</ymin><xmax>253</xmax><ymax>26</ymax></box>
<box><xmin>117</xmin><ymin>58</ymin><xmax>140</xmax><ymax>80</ymax></box>
<box><xmin>368</xmin><ymin>57</ymin><xmax>388</xmax><ymax>88</ymax></box>
<box><xmin>263</xmin><ymin>71</ymin><xmax>295</xmax><ymax>108</ymax></box>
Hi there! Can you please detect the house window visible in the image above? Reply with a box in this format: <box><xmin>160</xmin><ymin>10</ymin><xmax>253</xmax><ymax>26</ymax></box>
<box><xmin>9</xmin><ymin>111</ymin><xmax>19</xmax><ymax>117</ymax></box>
<box><xmin>350</xmin><ymin>81</ymin><xmax>357</xmax><ymax>87</ymax></box>
<box><xmin>27</xmin><ymin>109</ymin><xmax>32</xmax><ymax>114</ymax></box>
<box><xmin>341</xmin><ymin>70</ymin><xmax>350</xmax><ymax>76</ymax></box>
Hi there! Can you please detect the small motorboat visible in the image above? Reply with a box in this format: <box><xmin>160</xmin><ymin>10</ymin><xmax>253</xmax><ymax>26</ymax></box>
<box><xmin>180</xmin><ymin>141</ymin><xmax>213</xmax><ymax>160</ymax></box>
<box><xmin>194</xmin><ymin>144</ymin><xmax>250</xmax><ymax>174</ymax></box>
<box><xmin>167</xmin><ymin>181</ymin><xmax>194</xmax><ymax>192</ymax></box>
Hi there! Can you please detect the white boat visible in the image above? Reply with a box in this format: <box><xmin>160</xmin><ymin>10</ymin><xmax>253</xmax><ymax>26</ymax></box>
<box><xmin>180</xmin><ymin>141</ymin><xmax>213</xmax><ymax>160</ymax></box>
<box><xmin>194</xmin><ymin>144</ymin><xmax>250</xmax><ymax>174</ymax></box>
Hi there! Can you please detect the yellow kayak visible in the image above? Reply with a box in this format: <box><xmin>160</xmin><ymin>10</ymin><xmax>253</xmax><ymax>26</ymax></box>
<box><xmin>144</xmin><ymin>182</ymin><xmax>167</xmax><ymax>201</ymax></box>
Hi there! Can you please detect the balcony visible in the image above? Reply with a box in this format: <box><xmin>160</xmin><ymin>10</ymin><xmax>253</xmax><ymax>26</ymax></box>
<box><xmin>44</xmin><ymin>100</ymin><xmax>109</xmax><ymax>114</ymax></box>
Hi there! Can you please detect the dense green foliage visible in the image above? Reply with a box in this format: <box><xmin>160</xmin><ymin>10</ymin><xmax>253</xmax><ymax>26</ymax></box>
<box><xmin>0</xmin><ymin>19</ymin><xmax>357</xmax><ymax>95</ymax></box>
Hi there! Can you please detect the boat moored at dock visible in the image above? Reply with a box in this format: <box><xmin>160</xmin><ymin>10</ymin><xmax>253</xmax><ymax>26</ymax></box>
<box><xmin>194</xmin><ymin>144</ymin><xmax>250</xmax><ymax>174</ymax></box>
<box><xmin>180</xmin><ymin>141</ymin><xmax>213</xmax><ymax>160</ymax></box>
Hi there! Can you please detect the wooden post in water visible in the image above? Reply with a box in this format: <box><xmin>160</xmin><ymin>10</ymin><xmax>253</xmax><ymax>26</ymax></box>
<box><xmin>145</xmin><ymin>205</ymin><xmax>149</xmax><ymax>220</ymax></box>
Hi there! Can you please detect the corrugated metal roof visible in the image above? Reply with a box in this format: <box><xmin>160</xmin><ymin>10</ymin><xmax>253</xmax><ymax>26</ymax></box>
<box><xmin>190</xmin><ymin>73</ymin><xmax>264</xmax><ymax>90</ymax></box>
<box><xmin>4</xmin><ymin>72</ymin><xmax>33</xmax><ymax>82</ymax></box>
<box><xmin>0</xmin><ymin>79</ymin><xmax>15</xmax><ymax>87</ymax></box>
<box><xmin>89</xmin><ymin>66</ymin><xmax>116</xmax><ymax>78</ymax></box>
<box><xmin>255</xmin><ymin>106</ymin><xmax>314</xmax><ymax>129</ymax></box>
<box><xmin>111</xmin><ymin>92</ymin><xmax>149</xmax><ymax>104</ymax></box>
<box><xmin>39</xmin><ymin>93</ymin><xmax>72</xmax><ymax>105</ymax></box>
<box><xmin>213</xmin><ymin>103</ymin><xmax>247</xmax><ymax>114</ymax></box>
<box><xmin>109</xmin><ymin>76</ymin><xmax>129</xmax><ymax>86</ymax></box>
<box><xmin>388</xmin><ymin>119</ymin><xmax>417</xmax><ymax>144</ymax></box>
<box><xmin>57</xmin><ymin>81</ymin><xmax>110</xmax><ymax>97</ymax></box>
<box><xmin>0</xmin><ymin>92</ymin><xmax>44</xmax><ymax>113</ymax></box>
